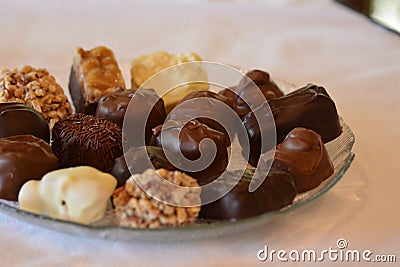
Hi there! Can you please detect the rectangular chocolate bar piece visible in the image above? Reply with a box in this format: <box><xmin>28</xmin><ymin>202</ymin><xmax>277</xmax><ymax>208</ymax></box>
<box><xmin>69</xmin><ymin>46</ymin><xmax>126</xmax><ymax>114</ymax></box>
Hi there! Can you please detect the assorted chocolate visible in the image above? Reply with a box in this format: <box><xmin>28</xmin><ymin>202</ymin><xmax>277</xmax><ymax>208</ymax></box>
<box><xmin>111</xmin><ymin>146</ymin><xmax>176</xmax><ymax>187</ymax></box>
<box><xmin>69</xmin><ymin>46</ymin><xmax>126</xmax><ymax>115</ymax></box>
<box><xmin>168</xmin><ymin>90</ymin><xmax>236</xmax><ymax>146</ymax></box>
<box><xmin>19</xmin><ymin>166</ymin><xmax>117</xmax><ymax>224</ymax></box>
<box><xmin>51</xmin><ymin>113</ymin><xmax>123</xmax><ymax>172</ymax></box>
<box><xmin>199</xmin><ymin>170</ymin><xmax>297</xmax><ymax>220</ymax></box>
<box><xmin>113</xmin><ymin>168</ymin><xmax>201</xmax><ymax>228</ymax></box>
<box><xmin>0</xmin><ymin>135</ymin><xmax>59</xmax><ymax>201</ymax></box>
<box><xmin>0</xmin><ymin>65</ymin><xmax>72</xmax><ymax>128</ymax></box>
<box><xmin>0</xmin><ymin>103</ymin><xmax>50</xmax><ymax>143</ymax></box>
<box><xmin>150</xmin><ymin>116</ymin><xmax>228</xmax><ymax>185</ymax></box>
<box><xmin>116</xmin><ymin>88</ymin><xmax>167</xmax><ymax>146</ymax></box>
<box><xmin>242</xmin><ymin>83</ymin><xmax>342</xmax><ymax>166</ymax></box>
<box><xmin>219</xmin><ymin>69</ymin><xmax>284</xmax><ymax>117</ymax></box>
<box><xmin>259</xmin><ymin>128</ymin><xmax>334</xmax><ymax>193</ymax></box>
<box><xmin>0</xmin><ymin>49</ymin><xmax>345</xmax><ymax>227</ymax></box>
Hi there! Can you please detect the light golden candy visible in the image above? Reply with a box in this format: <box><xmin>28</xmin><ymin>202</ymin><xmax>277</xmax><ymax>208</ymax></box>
<box><xmin>130</xmin><ymin>51</ymin><xmax>209</xmax><ymax>112</ymax></box>
<box><xmin>18</xmin><ymin>166</ymin><xmax>117</xmax><ymax>224</ymax></box>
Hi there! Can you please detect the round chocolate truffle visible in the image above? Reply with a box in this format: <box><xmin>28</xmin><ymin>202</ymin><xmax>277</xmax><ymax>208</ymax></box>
<box><xmin>259</xmin><ymin>127</ymin><xmax>334</xmax><ymax>192</ymax></box>
<box><xmin>0</xmin><ymin>102</ymin><xmax>50</xmax><ymax>143</ymax></box>
<box><xmin>111</xmin><ymin>146</ymin><xmax>176</xmax><ymax>187</ymax></box>
<box><xmin>149</xmin><ymin>116</ymin><xmax>228</xmax><ymax>185</ymax></box>
<box><xmin>0</xmin><ymin>135</ymin><xmax>59</xmax><ymax>201</ymax></box>
<box><xmin>52</xmin><ymin>113</ymin><xmax>123</xmax><ymax>172</ymax></box>
<box><xmin>199</xmin><ymin>169</ymin><xmax>297</xmax><ymax>220</ymax></box>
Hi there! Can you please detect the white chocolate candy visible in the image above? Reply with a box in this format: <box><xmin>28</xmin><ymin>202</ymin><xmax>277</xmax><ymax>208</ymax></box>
<box><xmin>18</xmin><ymin>166</ymin><xmax>117</xmax><ymax>224</ymax></box>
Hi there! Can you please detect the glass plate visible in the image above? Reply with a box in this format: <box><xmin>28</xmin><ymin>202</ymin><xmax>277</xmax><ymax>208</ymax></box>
<box><xmin>0</xmin><ymin>78</ymin><xmax>355</xmax><ymax>242</ymax></box>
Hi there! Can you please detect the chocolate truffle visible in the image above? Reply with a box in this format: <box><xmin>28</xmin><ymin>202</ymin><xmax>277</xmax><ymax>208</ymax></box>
<box><xmin>111</xmin><ymin>146</ymin><xmax>176</xmax><ymax>187</ymax></box>
<box><xmin>69</xmin><ymin>46</ymin><xmax>126</xmax><ymax>115</ymax></box>
<box><xmin>219</xmin><ymin>69</ymin><xmax>283</xmax><ymax>117</ymax></box>
<box><xmin>108</xmin><ymin>88</ymin><xmax>167</xmax><ymax>146</ymax></box>
<box><xmin>169</xmin><ymin>91</ymin><xmax>237</xmax><ymax>146</ymax></box>
<box><xmin>199</xmin><ymin>169</ymin><xmax>297</xmax><ymax>220</ymax></box>
<box><xmin>0</xmin><ymin>102</ymin><xmax>50</xmax><ymax>143</ymax></box>
<box><xmin>242</xmin><ymin>84</ymin><xmax>342</xmax><ymax>166</ymax></box>
<box><xmin>0</xmin><ymin>135</ymin><xmax>59</xmax><ymax>201</ymax></box>
<box><xmin>52</xmin><ymin>113</ymin><xmax>123</xmax><ymax>172</ymax></box>
<box><xmin>259</xmin><ymin>128</ymin><xmax>334</xmax><ymax>192</ymax></box>
<box><xmin>149</xmin><ymin>117</ymin><xmax>228</xmax><ymax>185</ymax></box>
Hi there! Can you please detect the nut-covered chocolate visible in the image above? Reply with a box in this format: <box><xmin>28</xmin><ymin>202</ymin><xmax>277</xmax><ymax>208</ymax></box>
<box><xmin>259</xmin><ymin>128</ymin><xmax>334</xmax><ymax>192</ymax></box>
<box><xmin>52</xmin><ymin>113</ymin><xmax>123</xmax><ymax>172</ymax></box>
<box><xmin>242</xmin><ymin>84</ymin><xmax>342</xmax><ymax>166</ymax></box>
<box><xmin>150</xmin><ymin>117</ymin><xmax>228</xmax><ymax>185</ymax></box>
<box><xmin>111</xmin><ymin>146</ymin><xmax>176</xmax><ymax>187</ymax></box>
<box><xmin>0</xmin><ymin>135</ymin><xmax>59</xmax><ymax>201</ymax></box>
<box><xmin>199</xmin><ymin>170</ymin><xmax>297</xmax><ymax>220</ymax></box>
<box><xmin>219</xmin><ymin>69</ymin><xmax>283</xmax><ymax>117</ymax></box>
<box><xmin>113</xmin><ymin>168</ymin><xmax>201</xmax><ymax>228</ymax></box>
<box><xmin>169</xmin><ymin>91</ymin><xmax>236</xmax><ymax>146</ymax></box>
<box><xmin>110</xmin><ymin>88</ymin><xmax>167</xmax><ymax>146</ymax></box>
<box><xmin>0</xmin><ymin>102</ymin><xmax>50</xmax><ymax>143</ymax></box>
<box><xmin>0</xmin><ymin>65</ymin><xmax>72</xmax><ymax>129</ymax></box>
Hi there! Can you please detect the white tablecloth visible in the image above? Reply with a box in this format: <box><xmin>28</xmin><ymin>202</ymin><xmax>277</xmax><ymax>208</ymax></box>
<box><xmin>1</xmin><ymin>0</ymin><xmax>399</xmax><ymax>266</ymax></box>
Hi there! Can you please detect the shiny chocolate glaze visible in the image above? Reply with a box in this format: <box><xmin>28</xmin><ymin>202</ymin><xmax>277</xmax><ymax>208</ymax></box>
<box><xmin>149</xmin><ymin>117</ymin><xmax>228</xmax><ymax>185</ymax></box>
<box><xmin>0</xmin><ymin>135</ymin><xmax>59</xmax><ymax>200</ymax></box>
<box><xmin>0</xmin><ymin>103</ymin><xmax>50</xmax><ymax>143</ymax></box>
<box><xmin>242</xmin><ymin>84</ymin><xmax>342</xmax><ymax>166</ymax></box>
<box><xmin>259</xmin><ymin>127</ymin><xmax>334</xmax><ymax>192</ymax></box>
<box><xmin>199</xmin><ymin>169</ymin><xmax>296</xmax><ymax>220</ymax></box>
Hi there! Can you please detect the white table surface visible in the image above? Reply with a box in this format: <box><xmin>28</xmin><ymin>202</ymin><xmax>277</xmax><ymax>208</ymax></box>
<box><xmin>1</xmin><ymin>0</ymin><xmax>399</xmax><ymax>266</ymax></box>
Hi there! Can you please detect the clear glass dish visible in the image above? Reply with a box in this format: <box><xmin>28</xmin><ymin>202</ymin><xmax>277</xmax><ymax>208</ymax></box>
<box><xmin>0</xmin><ymin>78</ymin><xmax>355</xmax><ymax>242</ymax></box>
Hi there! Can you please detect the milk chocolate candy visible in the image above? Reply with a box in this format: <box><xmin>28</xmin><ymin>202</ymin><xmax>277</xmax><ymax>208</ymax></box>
<box><xmin>52</xmin><ymin>113</ymin><xmax>123</xmax><ymax>172</ymax></box>
<box><xmin>111</xmin><ymin>146</ymin><xmax>176</xmax><ymax>187</ymax></box>
<box><xmin>69</xmin><ymin>46</ymin><xmax>126</xmax><ymax>115</ymax></box>
<box><xmin>0</xmin><ymin>135</ymin><xmax>59</xmax><ymax>201</ymax></box>
<box><xmin>259</xmin><ymin>128</ymin><xmax>334</xmax><ymax>192</ymax></box>
<box><xmin>199</xmin><ymin>170</ymin><xmax>296</xmax><ymax>220</ymax></box>
<box><xmin>219</xmin><ymin>69</ymin><xmax>283</xmax><ymax>117</ymax></box>
<box><xmin>118</xmin><ymin>89</ymin><xmax>167</xmax><ymax>146</ymax></box>
<box><xmin>0</xmin><ymin>103</ymin><xmax>50</xmax><ymax>143</ymax></box>
<box><xmin>242</xmin><ymin>84</ymin><xmax>342</xmax><ymax>166</ymax></box>
<box><xmin>169</xmin><ymin>91</ymin><xmax>236</xmax><ymax>146</ymax></box>
<box><xmin>149</xmin><ymin>117</ymin><xmax>228</xmax><ymax>185</ymax></box>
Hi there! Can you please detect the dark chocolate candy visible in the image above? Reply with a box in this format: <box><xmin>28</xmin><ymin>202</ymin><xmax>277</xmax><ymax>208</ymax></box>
<box><xmin>52</xmin><ymin>113</ymin><xmax>123</xmax><ymax>172</ymax></box>
<box><xmin>115</xmin><ymin>89</ymin><xmax>166</xmax><ymax>146</ymax></box>
<box><xmin>169</xmin><ymin>91</ymin><xmax>236</xmax><ymax>146</ymax></box>
<box><xmin>149</xmin><ymin>116</ymin><xmax>228</xmax><ymax>185</ymax></box>
<box><xmin>0</xmin><ymin>103</ymin><xmax>50</xmax><ymax>143</ymax></box>
<box><xmin>0</xmin><ymin>135</ymin><xmax>59</xmax><ymax>201</ymax></box>
<box><xmin>219</xmin><ymin>69</ymin><xmax>283</xmax><ymax>117</ymax></box>
<box><xmin>95</xmin><ymin>88</ymin><xmax>135</xmax><ymax>127</ymax></box>
<box><xmin>242</xmin><ymin>84</ymin><xmax>342</xmax><ymax>166</ymax></box>
<box><xmin>111</xmin><ymin>146</ymin><xmax>176</xmax><ymax>187</ymax></box>
<box><xmin>259</xmin><ymin>128</ymin><xmax>334</xmax><ymax>192</ymax></box>
<box><xmin>199</xmin><ymin>169</ymin><xmax>296</xmax><ymax>220</ymax></box>
<box><xmin>68</xmin><ymin>65</ymin><xmax>97</xmax><ymax>115</ymax></box>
